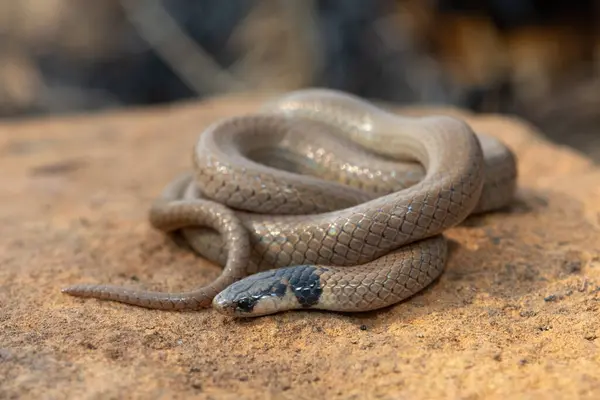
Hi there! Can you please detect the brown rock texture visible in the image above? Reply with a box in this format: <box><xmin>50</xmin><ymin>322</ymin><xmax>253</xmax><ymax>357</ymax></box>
<box><xmin>1</xmin><ymin>94</ymin><xmax>599</xmax><ymax>399</ymax></box>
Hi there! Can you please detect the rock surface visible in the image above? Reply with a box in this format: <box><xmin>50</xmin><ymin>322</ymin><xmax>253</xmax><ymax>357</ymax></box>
<box><xmin>1</xmin><ymin>94</ymin><xmax>599</xmax><ymax>399</ymax></box>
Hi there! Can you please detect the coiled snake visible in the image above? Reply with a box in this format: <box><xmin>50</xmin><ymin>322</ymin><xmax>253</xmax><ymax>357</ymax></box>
<box><xmin>62</xmin><ymin>88</ymin><xmax>517</xmax><ymax>317</ymax></box>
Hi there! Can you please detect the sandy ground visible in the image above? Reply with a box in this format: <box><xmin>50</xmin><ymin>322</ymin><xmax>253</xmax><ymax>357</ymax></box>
<box><xmin>0</xmin><ymin>94</ymin><xmax>599</xmax><ymax>399</ymax></box>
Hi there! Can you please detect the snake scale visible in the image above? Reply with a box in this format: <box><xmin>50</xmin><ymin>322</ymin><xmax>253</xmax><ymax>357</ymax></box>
<box><xmin>62</xmin><ymin>88</ymin><xmax>517</xmax><ymax>317</ymax></box>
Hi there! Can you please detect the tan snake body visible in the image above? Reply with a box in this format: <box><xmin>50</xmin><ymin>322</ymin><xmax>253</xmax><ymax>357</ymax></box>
<box><xmin>62</xmin><ymin>88</ymin><xmax>517</xmax><ymax>317</ymax></box>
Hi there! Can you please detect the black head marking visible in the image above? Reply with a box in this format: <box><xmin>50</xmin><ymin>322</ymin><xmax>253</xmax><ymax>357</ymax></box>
<box><xmin>275</xmin><ymin>264</ymin><xmax>324</xmax><ymax>308</ymax></box>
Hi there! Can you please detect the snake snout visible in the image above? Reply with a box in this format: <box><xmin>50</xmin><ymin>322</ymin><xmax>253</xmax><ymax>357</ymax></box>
<box><xmin>211</xmin><ymin>292</ymin><xmax>240</xmax><ymax>316</ymax></box>
<box><xmin>212</xmin><ymin>290</ymin><xmax>269</xmax><ymax>317</ymax></box>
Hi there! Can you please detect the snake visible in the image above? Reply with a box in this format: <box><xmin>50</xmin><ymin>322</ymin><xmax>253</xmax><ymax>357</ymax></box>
<box><xmin>62</xmin><ymin>88</ymin><xmax>517</xmax><ymax>317</ymax></box>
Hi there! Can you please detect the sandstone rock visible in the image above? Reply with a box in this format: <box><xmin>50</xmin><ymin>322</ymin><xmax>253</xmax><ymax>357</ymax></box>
<box><xmin>1</xmin><ymin>94</ymin><xmax>599</xmax><ymax>399</ymax></box>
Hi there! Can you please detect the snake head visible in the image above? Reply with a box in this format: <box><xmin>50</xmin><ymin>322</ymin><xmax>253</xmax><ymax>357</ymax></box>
<box><xmin>212</xmin><ymin>270</ymin><xmax>292</xmax><ymax>317</ymax></box>
<box><xmin>212</xmin><ymin>265</ymin><xmax>324</xmax><ymax>317</ymax></box>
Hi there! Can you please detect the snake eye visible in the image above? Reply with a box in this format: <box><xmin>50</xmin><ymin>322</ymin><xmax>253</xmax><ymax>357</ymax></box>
<box><xmin>235</xmin><ymin>297</ymin><xmax>256</xmax><ymax>313</ymax></box>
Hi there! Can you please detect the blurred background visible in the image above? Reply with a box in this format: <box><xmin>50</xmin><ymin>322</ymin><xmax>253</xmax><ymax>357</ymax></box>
<box><xmin>1</xmin><ymin>0</ymin><xmax>598</xmax><ymax>159</ymax></box>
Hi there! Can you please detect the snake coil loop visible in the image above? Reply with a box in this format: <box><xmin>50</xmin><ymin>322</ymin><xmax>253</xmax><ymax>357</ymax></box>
<box><xmin>62</xmin><ymin>88</ymin><xmax>517</xmax><ymax>317</ymax></box>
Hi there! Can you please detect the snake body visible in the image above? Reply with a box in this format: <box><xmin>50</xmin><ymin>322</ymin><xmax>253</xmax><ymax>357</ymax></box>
<box><xmin>62</xmin><ymin>88</ymin><xmax>517</xmax><ymax>317</ymax></box>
